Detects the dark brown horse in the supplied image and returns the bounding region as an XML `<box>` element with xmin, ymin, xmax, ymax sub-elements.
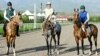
<box><xmin>55</xmin><ymin>22</ymin><xmax>61</xmax><ymax>46</ymax></box>
<box><xmin>73</xmin><ymin>9</ymin><xmax>98</xmax><ymax>56</ymax></box>
<box><xmin>6</xmin><ymin>13</ymin><xmax>23</xmax><ymax>56</ymax></box>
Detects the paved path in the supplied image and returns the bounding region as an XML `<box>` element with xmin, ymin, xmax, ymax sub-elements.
<box><xmin>0</xmin><ymin>23</ymin><xmax>100</xmax><ymax>56</ymax></box>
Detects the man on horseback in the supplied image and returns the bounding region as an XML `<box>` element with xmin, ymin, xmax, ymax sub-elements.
<box><xmin>42</xmin><ymin>2</ymin><xmax>56</xmax><ymax>35</ymax></box>
<box><xmin>79</xmin><ymin>5</ymin><xmax>90</xmax><ymax>37</ymax></box>
<box><xmin>3</xmin><ymin>2</ymin><xmax>20</xmax><ymax>37</ymax></box>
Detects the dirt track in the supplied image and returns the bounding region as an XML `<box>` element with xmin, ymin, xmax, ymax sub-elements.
<box><xmin>0</xmin><ymin>23</ymin><xmax>100</xmax><ymax>56</ymax></box>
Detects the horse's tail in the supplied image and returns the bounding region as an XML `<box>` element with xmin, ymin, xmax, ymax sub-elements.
<box><xmin>89</xmin><ymin>24</ymin><xmax>98</xmax><ymax>38</ymax></box>
<box><xmin>89</xmin><ymin>24</ymin><xmax>98</xmax><ymax>51</ymax></box>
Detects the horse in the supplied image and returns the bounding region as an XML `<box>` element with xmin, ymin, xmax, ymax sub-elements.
<box><xmin>6</xmin><ymin>13</ymin><xmax>23</xmax><ymax>56</ymax></box>
<box><xmin>42</xmin><ymin>19</ymin><xmax>58</xmax><ymax>56</ymax></box>
<box><xmin>55</xmin><ymin>22</ymin><xmax>61</xmax><ymax>46</ymax></box>
<box><xmin>73</xmin><ymin>9</ymin><xmax>98</xmax><ymax>56</ymax></box>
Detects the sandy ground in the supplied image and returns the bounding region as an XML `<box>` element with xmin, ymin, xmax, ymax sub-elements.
<box><xmin>0</xmin><ymin>23</ymin><xmax>100</xmax><ymax>56</ymax></box>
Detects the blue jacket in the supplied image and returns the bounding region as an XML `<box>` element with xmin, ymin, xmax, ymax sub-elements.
<box><xmin>79</xmin><ymin>11</ymin><xmax>87</xmax><ymax>23</ymax></box>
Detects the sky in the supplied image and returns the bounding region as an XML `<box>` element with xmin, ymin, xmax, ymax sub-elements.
<box><xmin>0</xmin><ymin>0</ymin><xmax>100</xmax><ymax>14</ymax></box>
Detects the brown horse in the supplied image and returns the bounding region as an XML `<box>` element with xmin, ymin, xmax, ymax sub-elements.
<box><xmin>6</xmin><ymin>13</ymin><xmax>23</xmax><ymax>56</ymax></box>
<box><xmin>73</xmin><ymin>9</ymin><xmax>98</xmax><ymax>56</ymax></box>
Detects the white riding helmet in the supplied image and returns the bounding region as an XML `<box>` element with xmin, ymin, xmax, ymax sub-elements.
<box><xmin>46</xmin><ymin>2</ymin><xmax>51</xmax><ymax>5</ymax></box>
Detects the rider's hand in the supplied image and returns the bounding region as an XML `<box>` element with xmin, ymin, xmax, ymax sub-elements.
<box><xmin>7</xmin><ymin>19</ymin><xmax>10</xmax><ymax>22</ymax></box>
<box><xmin>10</xmin><ymin>16</ymin><xmax>14</xmax><ymax>19</ymax></box>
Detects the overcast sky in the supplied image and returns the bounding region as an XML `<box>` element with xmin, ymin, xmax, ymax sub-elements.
<box><xmin>0</xmin><ymin>0</ymin><xmax>100</xmax><ymax>14</ymax></box>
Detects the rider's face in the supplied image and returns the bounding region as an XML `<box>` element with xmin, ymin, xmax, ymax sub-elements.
<box><xmin>46</xmin><ymin>4</ymin><xmax>51</xmax><ymax>9</ymax></box>
<box><xmin>80</xmin><ymin>9</ymin><xmax>85</xmax><ymax>12</ymax></box>
<box><xmin>8</xmin><ymin>6</ymin><xmax>12</xmax><ymax>9</ymax></box>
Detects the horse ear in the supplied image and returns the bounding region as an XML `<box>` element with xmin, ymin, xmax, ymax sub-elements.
<box><xmin>17</xmin><ymin>12</ymin><xmax>21</xmax><ymax>16</ymax></box>
<box><xmin>77</xmin><ymin>8</ymin><xmax>79</xmax><ymax>12</ymax></box>
<box><xmin>74</xmin><ymin>8</ymin><xmax>76</xmax><ymax>12</ymax></box>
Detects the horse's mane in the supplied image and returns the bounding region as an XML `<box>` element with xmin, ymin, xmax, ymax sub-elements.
<box><xmin>74</xmin><ymin>19</ymin><xmax>81</xmax><ymax>28</ymax></box>
<box><xmin>73</xmin><ymin>10</ymin><xmax>81</xmax><ymax>28</ymax></box>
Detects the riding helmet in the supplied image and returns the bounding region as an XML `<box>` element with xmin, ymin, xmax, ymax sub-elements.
<box><xmin>7</xmin><ymin>2</ymin><xmax>12</xmax><ymax>6</ymax></box>
<box><xmin>80</xmin><ymin>5</ymin><xmax>85</xmax><ymax>9</ymax></box>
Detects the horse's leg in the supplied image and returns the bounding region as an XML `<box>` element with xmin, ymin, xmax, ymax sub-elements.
<box><xmin>57</xmin><ymin>32</ymin><xmax>60</xmax><ymax>46</ymax></box>
<box><xmin>50</xmin><ymin>36</ymin><xmax>52</xmax><ymax>55</ymax></box>
<box><xmin>81</xmin><ymin>39</ymin><xmax>84</xmax><ymax>55</ymax></box>
<box><xmin>75</xmin><ymin>38</ymin><xmax>79</xmax><ymax>55</ymax></box>
<box><xmin>6</xmin><ymin>37</ymin><xmax>10</xmax><ymax>55</ymax></box>
<box><xmin>53</xmin><ymin>35</ymin><xmax>56</xmax><ymax>52</ymax></box>
<box><xmin>88</xmin><ymin>37</ymin><xmax>92</xmax><ymax>55</ymax></box>
<box><xmin>93</xmin><ymin>35</ymin><xmax>98</xmax><ymax>55</ymax></box>
<box><xmin>45</xmin><ymin>37</ymin><xmax>50</xmax><ymax>55</ymax></box>
<box><xmin>7</xmin><ymin>42</ymin><xmax>10</xmax><ymax>55</ymax></box>
<box><xmin>12</xmin><ymin>38</ymin><xmax>16</xmax><ymax>56</ymax></box>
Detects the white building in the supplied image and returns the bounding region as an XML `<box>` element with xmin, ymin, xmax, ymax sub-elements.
<box><xmin>22</xmin><ymin>10</ymin><xmax>34</xmax><ymax>20</ymax></box>
<box><xmin>56</xmin><ymin>16</ymin><xmax>68</xmax><ymax>22</ymax></box>
<box><xmin>37</xmin><ymin>13</ymin><xmax>45</xmax><ymax>17</ymax></box>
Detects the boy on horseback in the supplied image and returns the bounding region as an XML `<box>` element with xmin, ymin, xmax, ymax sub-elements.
<box><xmin>3</xmin><ymin>2</ymin><xmax>20</xmax><ymax>37</ymax></box>
<box><xmin>42</xmin><ymin>2</ymin><xmax>56</xmax><ymax>35</ymax></box>
<box><xmin>79</xmin><ymin>5</ymin><xmax>90</xmax><ymax>36</ymax></box>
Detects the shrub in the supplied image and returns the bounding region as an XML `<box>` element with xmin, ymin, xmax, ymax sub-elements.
<box><xmin>0</xmin><ymin>11</ymin><xmax>4</xmax><ymax>23</ymax></box>
<box><xmin>22</xmin><ymin>15</ymin><xmax>31</xmax><ymax>23</ymax></box>
<box><xmin>90</xmin><ymin>16</ymin><xmax>100</xmax><ymax>22</ymax></box>
<box><xmin>36</xmin><ymin>16</ymin><xmax>44</xmax><ymax>23</ymax></box>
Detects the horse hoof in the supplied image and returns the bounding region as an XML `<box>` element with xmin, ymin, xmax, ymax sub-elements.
<box><xmin>7</xmin><ymin>53</ymin><xmax>9</xmax><ymax>55</ymax></box>
<box><xmin>82</xmin><ymin>55</ymin><xmax>84</xmax><ymax>56</ymax></box>
<box><xmin>76</xmin><ymin>55</ymin><xmax>79</xmax><ymax>56</ymax></box>
<box><xmin>7</xmin><ymin>52</ymin><xmax>9</xmax><ymax>55</ymax></box>
<box><xmin>13</xmin><ymin>54</ymin><xmax>16</xmax><ymax>56</ymax></box>
<box><xmin>89</xmin><ymin>52</ymin><xmax>92</xmax><ymax>55</ymax></box>
<box><xmin>95</xmin><ymin>52</ymin><xmax>98</xmax><ymax>55</ymax></box>
<box><xmin>47</xmin><ymin>53</ymin><xmax>52</xmax><ymax>56</ymax></box>
<box><xmin>56</xmin><ymin>51</ymin><xmax>59</xmax><ymax>55</ymax></box>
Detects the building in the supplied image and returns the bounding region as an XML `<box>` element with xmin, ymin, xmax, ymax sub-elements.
<box><xmin>22</xmin><ymin>10</ymin><xmax>34</xmax><ymax>20</ymax></box>
<box><xmin>56</xmin><ymin>16</ymin><xmax>68</xmax><ymax>22</ymax></box>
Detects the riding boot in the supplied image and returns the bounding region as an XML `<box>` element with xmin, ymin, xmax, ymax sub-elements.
<box><xmin>3</xmin><ymin>27</ymin><xmax>6</xmax><ymax>37</ymax></box>
<box><xmin>42</xmin><ymin>21</ymin><xmax>46</xmax><ymax>36</ymax></box>
<box><xmin>3</xmin><ymin>21</ymin><xmax>8</xmax><ymax>37</ymax></box>
<box><xmin>16</xmin><ymin>25</ymin><xmax>20</xmax><ymax>36</ymax></box>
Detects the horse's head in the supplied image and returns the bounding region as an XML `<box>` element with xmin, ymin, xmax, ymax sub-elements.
<box><xmin>45</xmin><ymin>20</ymin><xmax>55</xmax><ymax>36</ymax></box>
<box><xmin>73</xmin><ymin>8</ymin><xmax>79</xmax><ymax>22</ymax></box>
<box><xmin>46</xmin><ymin>21</ymin><xmax>54</xmax><ymax>29</ymax></box>
<box><xmin>73</xmin><ymin>8</ymin><xmax>81</xmax><ymax>28</ymax></box>
<box><xmin>11</xmin><ymin>12</ymin><xmax>23</xmax><ymax>26</ymax></box>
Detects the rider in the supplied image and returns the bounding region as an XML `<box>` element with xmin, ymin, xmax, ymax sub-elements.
<box><xmin>44</xmin><ymin>2</ymin><xmax>54</xmax><ymax>21</ymax></box>
<box><xmin>42</xmin><ymin>2</ymin><xmax>55</xmax><ymax>35</ymax></box>
<box><xmin>3</xmin><ymin>2</ymin><xmax>20</xmax><ymax>37</ymax></box>
<box><xmin>79</xmin><ymin>5</ymin><xmax>90</xmax><ymax>36</ymax></box>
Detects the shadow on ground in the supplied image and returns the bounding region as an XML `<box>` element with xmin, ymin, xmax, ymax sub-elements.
<box><xmin>0</xmin><ymin>44</ymin><xmax>67</xmax><ymax>56</ymax></box>
<box><xmin>1</xmin><ymin>43</ymin><xmax>100</xmax><ymax>56</ymax></box>
<box><xmin>60</xmin><ymin>45</ymin><xmax>90</xmax><ymax>55</ymax></box>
